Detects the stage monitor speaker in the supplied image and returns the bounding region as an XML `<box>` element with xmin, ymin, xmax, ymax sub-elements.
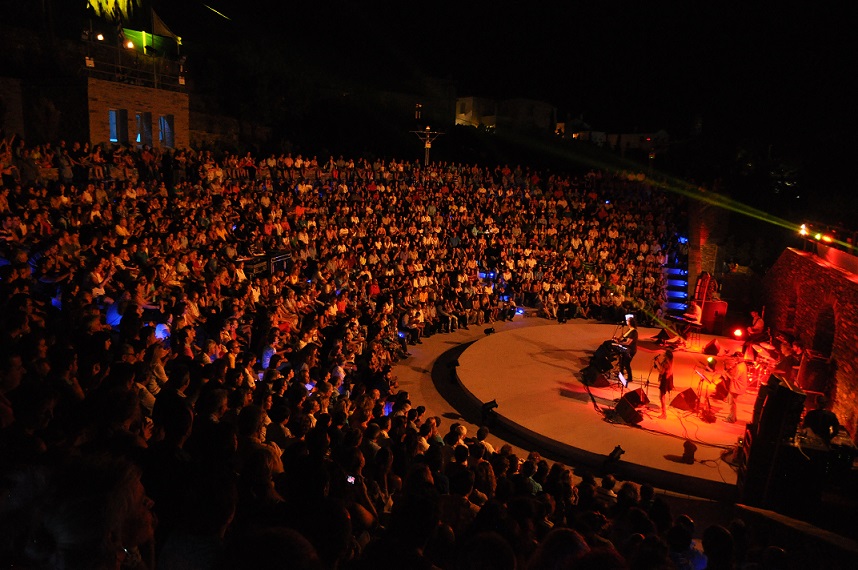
<box><xmin>703</xmin><ymin>339</ymin><xmax>721</xmax><ymax>356</ymax></box>
<box><xmin>713</xmin><ymin>380</ymin><xmax>729</xmax><ymax>401</ymax></box>
<box><xmin>582</xmin><ymin>366</ymin><xmax>610</xmax><ymax>387</ymax></box>
<box><xmin>670</xmin><ymin>388</ymin><xmax>699</xmax><ymax>411</ymax></box>
<box><xmin>615</xmin><ymin>398</ymin><xmax>643</xmax><ymax>424</ymax></box>
<box><xmin>581</xmin><ymin>365</ymin><xmax>598</xmax><ymax>385</ymax></box>
<box><xmin>592</xmin><ymin>374</ymin><xmax>611</xmax><ymax>388</ymax></box>
<box><xmin>653</xmin><ymin>328</ymin><xmax>670</xmax><ymax>342</ymax></box>
<box><xmin>622</xmin><ymin>388</ymin><xmax>650</xmax><ymax>408</ymax></box>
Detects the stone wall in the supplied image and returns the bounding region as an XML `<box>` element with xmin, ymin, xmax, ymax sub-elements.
<box><xmin>189</xmin><ymin>111</ymin><xmax>272</xmax><ymax>151</ymax></box>
<box><xmin>764</xmin><ymin>248</ymin><xmax>858</xmax><ymax>442</ymax></box>
<box><xmin>688</xmin><ymin>198</ymin><xmax>728</xmax><ymax>299</ymax></box>
<box><xmin>0</xmin><ymin>77</ymin><xmax>25</xmax><ymax>138</ymax></box>
<box><xmin>86</xmin><ymin>78</ymin><xmax>189</xmax><ymax>148</ymax></box>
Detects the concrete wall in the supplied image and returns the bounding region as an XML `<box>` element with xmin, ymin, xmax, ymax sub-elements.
<box><xmin>765</xmin><ymin>248</ymin><xmax>858</xmax><ymax>442</ymax></box>
<box><xmin>87</xmin><ymin>78</ymin><xmax>189</xmax><ymax>148</ymax></box>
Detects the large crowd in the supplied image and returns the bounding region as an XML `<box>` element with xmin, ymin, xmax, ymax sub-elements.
<box><xmin>0</xmin><ymin>137</ymin><xmax>790</xmax><ymax>569</ymax></box>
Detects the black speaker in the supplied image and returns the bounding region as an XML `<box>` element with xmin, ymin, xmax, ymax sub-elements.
<box><xmin>703</xmin><ymin>339</ymin><xmax>721</xmax><ymax>356</ymax></box>
<box><xmin>670</xmin><ymin>388</ymin><xmax>699</xmax><ymax>411</ymax></box>
<box><xmin>756</xmin><ymin>374</ymin><xmax>806</xmax><ymax>444</ymax></box>
<box><xmin>653</xmin><ymin>328</ymin><xmax>670</xmax><ymax>342</ymax></box>
<box><xmin>615</xmin><ymin>398</ymin><xmax>643</xmax><ymax>424</ymax></box>
<box><xmin>581</xmin><ymin>365</ymin><xmax>598</xmax><ymax>384</ymax></box>
<box><xmin>592</xmin><ymin>373</ymin><xmax>611</xmax><ymax>388</ymax></box>
<box><xmin>622</xmin><ymin>388</ymin><xmax>650</xmax><ymax>408</ymax></box>
<box><xmin>713</xmin><ymin>380</ymin><xmax>729</xmax><ymax>401</ymax></box>
<box><xmin>581</xmin><ymin>366</ymin><xmax>610</xmax><ymax>387</ymax></box>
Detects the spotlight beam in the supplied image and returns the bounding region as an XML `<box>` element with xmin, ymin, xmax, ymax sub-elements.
<box><xmin>490</xmin><ymin>130</ymin><xmax>843</xmax><ymax>246</ymax></box>
<box><xmin>201</xmin><ymin>2</ymin><xmax>232</xmax><ymax>21</ymax></box>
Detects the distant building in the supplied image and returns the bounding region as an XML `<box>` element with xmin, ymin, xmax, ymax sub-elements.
<box><xmin>0</xmin><ymin>12</ymin><xmax>188</xmax><ymax>149</ymax></box>
<box><xmin>455</xmin><ymin>97</ymin><xmax>497</xmax><ymax>129</ymax></box>
<box><xmin>456</xmin><ymin>96</ymin><xmax>557</xmax><ymax>134</ymax></box>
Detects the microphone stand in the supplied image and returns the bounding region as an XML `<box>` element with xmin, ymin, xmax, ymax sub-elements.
<box><xmin>694</xmin><ymin>367</ymin><xmax>705</xmax><ymax>414</ymax></box>
<box><xmin>611</xmin><ymin>322</ymin><xmax>625</xmax><ymax>341</ymax></box>
<box><xmin>644</xmin><ymin>358</ymin><xmax>657</xmax><ymax>400</ymax></box>
<box><xmin>693</xmin><ymin>367</ymin><xmax>716</xmax><ymax>422</ymax></box>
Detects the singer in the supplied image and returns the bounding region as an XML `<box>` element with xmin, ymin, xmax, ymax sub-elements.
<box><xmin>653</xmin><ymin>349</ymin><xmax>674</xmax><ymax>419</ymax></box>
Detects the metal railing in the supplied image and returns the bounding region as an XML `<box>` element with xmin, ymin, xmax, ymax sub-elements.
<box><xmin>81</xmin><ymin>40</ymin><xmax>185</xmax><ymax>92</ymax></box>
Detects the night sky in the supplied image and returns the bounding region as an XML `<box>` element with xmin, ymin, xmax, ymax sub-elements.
<box><xmin>149</xmin><ymin>2</ymin><xmax>857</xmax><ymax>223</ymax></box>
<box><xmin>160</xmin><ymin>1</ymin><xmax>852</xmax><ymax>133</ymax></box>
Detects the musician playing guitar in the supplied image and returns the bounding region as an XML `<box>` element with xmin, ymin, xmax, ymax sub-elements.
<box><xmin>614</xmin><ymin>315</ymin><xmax>639</xmax><ymax>383</ymax></box>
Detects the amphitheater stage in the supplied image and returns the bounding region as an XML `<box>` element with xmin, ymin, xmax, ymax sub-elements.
<box><xmin>454</xmin><ymin>322</ymin><xmax>754</xmax><ymax>501</ymax></box>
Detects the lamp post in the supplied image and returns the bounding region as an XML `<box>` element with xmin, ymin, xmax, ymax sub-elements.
<box><xmin>410</xmin><ymin>126</ymin><xmax>444</xmax><ymax>167</ymax></box>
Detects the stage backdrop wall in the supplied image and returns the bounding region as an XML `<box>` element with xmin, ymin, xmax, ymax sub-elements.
<box><xmin>764</xmin><ymin>248</ymin><xmax>858</xmax><ymax>443</ymax></box>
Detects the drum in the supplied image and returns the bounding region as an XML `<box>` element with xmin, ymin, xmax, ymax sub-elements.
<box><xmin>747</xmin><ymin>360</ymin><xmax>772</xmax><ymax>389</ymax></box>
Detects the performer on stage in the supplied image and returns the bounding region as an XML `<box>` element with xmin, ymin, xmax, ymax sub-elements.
<box><xmin>772</xmin><ymin>338</ymin><xmax>802</xmax><ymax>383</ymax></box>
<box><xmin>653</xmin><ymin>349</ymin><xmax>674</xmax><ymax>419</ymax></box>
<box><xmin>724</xmin><ymin>354</ymin><xmax>748</xmax><ymax>423</ymax></box>
<box><xmin>665</xmin><ymin>301</ymin><xmax>702</xmax><ymax>348</ymax></box>
<box><xmin>742</xmin><ymin>310</ymin><xmax>767</xmax><ymax>355</ymax></box>
<box><xmin>615</xmin><ymin>315</ymin><xmax>639</xmax><ymax>383</ymax></box>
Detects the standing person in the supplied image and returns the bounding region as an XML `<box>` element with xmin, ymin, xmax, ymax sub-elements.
<box><xmin>724</xmin><ymin>354</ymin><xmax>748</xmax><ymax>423</ymax></box>
<box><xmin>557</xmin><ymin>288</ymin><xmax>572</xmax><ymax>323</ymax></box>
<box><xmin>615</xmin><ymin>315</ymin><xmax>638</xmax><ymax>383</ymax></box>
<box><xmin>653</xmin><ymin>349</ymin><xmax>674</xmax><ymax>419</ymax></box>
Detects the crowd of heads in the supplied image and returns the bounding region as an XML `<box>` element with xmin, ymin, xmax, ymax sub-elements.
<box><xmin>0</xmin><ymin>138</ymin><xmax>788</xmax><ymax>568</ymax></box>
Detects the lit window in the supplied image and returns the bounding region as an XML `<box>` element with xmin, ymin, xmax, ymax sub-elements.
<box><xmin>109</xmin><ymin>109</ymin><xmax>128</xmax><ymax>144</ymax></box>
<box><xmin>135</xmin><ymin>112</ymin><xmax>153</xmax><ymax>147</ymax></box>
<box><xmin>159</xmin><ymin>115</ymin><xmax>175</xmax><ymax>148</ymax></box>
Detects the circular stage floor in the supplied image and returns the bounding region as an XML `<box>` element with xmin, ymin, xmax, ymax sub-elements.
<box><xmin>455</xmin><ymin>322</ymin><xmax>752</xmax><ymax>500</ymax></box>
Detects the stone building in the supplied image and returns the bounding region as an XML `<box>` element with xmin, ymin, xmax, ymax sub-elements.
<box><xmin>764</xmin><ymin>247</ymin><xmax>858</xmax><ymax>442</ymax></box>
